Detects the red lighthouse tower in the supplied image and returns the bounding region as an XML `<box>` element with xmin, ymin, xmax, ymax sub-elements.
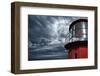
<box><xmin>64</xmin><ymin>19</ymin><xmax>88</xmax><ymax>59</ymax></box>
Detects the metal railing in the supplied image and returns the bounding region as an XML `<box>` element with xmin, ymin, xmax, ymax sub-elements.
<box><xmin>65</xmin><ymin>32</ymin><xmax>87</xmax><ymax>45</ymax></box>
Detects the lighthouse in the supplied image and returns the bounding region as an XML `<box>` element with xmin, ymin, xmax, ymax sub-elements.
<box><xmin>64</xmin><ymin>19</ymin><xmax>88</xmax><ymax>59</ymax></box>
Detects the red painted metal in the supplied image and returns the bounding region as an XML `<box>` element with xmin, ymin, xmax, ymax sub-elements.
<box><xmin>68</xmin><ymin>44</ymin><xmax>88</xmax><ymax>59</ymax></box>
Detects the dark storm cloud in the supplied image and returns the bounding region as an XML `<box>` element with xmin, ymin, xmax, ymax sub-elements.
<box><xmin>28</xmin><ymin>16</ymin><xmax>53</xmax><ymax>42</ymax></box>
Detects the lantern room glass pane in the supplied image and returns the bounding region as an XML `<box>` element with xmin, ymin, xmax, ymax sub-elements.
<box><xmin>74</xmin><ymin>22</ymin><xmax>88</xmax><ymax>29</ymax></box>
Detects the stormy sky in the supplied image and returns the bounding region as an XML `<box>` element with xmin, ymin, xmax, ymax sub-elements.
<box><xmin>28</xmin><ymin>15</ymin><xmax>87</xmax><ymax>60</ymax></box>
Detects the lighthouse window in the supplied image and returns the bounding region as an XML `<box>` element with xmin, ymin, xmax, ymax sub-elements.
<box><xmin>82</xmin><ymin>29</ymin><xmax>86</xmax><ymax>34</ymax></box>
<box><xmin>75</xmin><ymin>22</ymin><xmax>88</xmax><ymax>29</ymax></box>
<box><xmin>83</xmin><ymin>22</ymin><xmax>88</xmax><ymax>29</ymax></box>
<box><xmin>72</xmin><ymin>30</ymin><xmax>75</xmax><ymax>37</ymax></box>
<box><xmin>75</xmin><ymin>29</ymin><xmax>82</xmax><ymax>34</ymax></box>
<box><xmin>75</xmin><ymin>22</ymin><xmax>83</xmax><ymax>29</ymax></box>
